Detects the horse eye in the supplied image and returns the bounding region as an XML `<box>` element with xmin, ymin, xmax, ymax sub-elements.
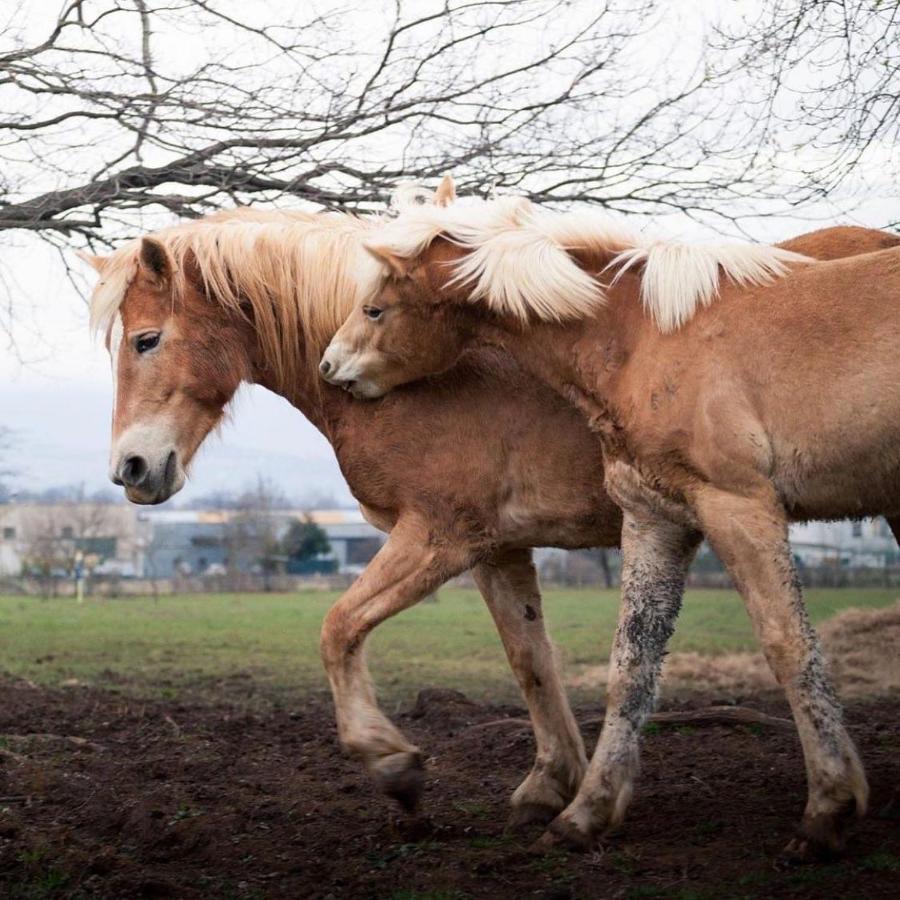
<box><xmin>135</xmin><ymin>333</ymin><xmax>160</xmax><ymax>354</ymax></box>
<box><xmin>362</xmin><ymin>305</ymin><xmax>383</xmax><ymax>321</ymax></box>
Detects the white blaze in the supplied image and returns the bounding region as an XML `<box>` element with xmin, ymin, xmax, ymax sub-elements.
<box><xmin>109</xmin><ymin>313</ymin><xmax>124</xmax><ymax>418</ymax></box>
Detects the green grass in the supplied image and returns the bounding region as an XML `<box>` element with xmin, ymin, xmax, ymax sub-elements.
<box><xmin>0</xmin><ymin>587</ymin><xmax>894</xmax><ymax>704</ymax></box>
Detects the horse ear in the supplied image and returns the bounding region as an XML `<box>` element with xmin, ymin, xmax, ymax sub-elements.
<box><xmin>76</xmin><ymin>250</ymin><xmax>108</xmax><ymax>274</ymax></box>
<box><xmin>364</xmin><ymin>243</ymin><xmax>415</xmax><ymax>278</ymax></box>
<box><xmin>433</xmin><ymin>174</ymin><xmax>456</xmax><ymax>208</ymax></box>
<box><xmin>139</xmin><ymin>236</ymin><xmax>173</xmax><ymax>285</ymax></box>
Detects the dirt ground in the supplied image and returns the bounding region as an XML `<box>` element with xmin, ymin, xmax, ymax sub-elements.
<box><xmin>0</xmin><ymin>673</ymin><xmax>896</xmax><ymax>900</ymax></box>
<box><xmin>0</xmin><ymin>602</ymin><xmax>898</xmax><ymax>899</ymax></box>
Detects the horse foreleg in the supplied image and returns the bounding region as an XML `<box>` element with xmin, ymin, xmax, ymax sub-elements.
<box><xmin>693</xmin><ymin>486</ymin><xmax>867</xmax><ymax>860</ymax></box>
<box><xmin>320</xmin><ymin>516</ymin><xmax>471</xmax><ymax>813</ymax></box>
<box><xmin>472</xmin><ymin>548</ymin><xmax>587</xmax><ymax>830</ymax></box>
<box><xmin>536</xmin><ymin>513</ymin><xmax>699</xmax><ymax>851</ymax></box>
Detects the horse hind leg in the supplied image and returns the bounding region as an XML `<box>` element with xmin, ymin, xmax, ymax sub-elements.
<box><xmin>320</xmin><ymin>516</ymin><xmax>472</xmax><ymax>814</ymax></box>
<box><xmin>472</xmin><ymin>549</ymin><xmax>587</xmax><ymax>831</ymax></box>
<box><xmin>694</xmin><ymin>486</ymin><xmax>867</xmax><ymax>860</ymax></box>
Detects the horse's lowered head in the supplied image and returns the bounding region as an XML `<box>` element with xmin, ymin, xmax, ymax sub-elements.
<box><xmin>320</xmin><ymin>183</ymin><xmax>817</xmax><ymax>399</ymax></box>
<box><xmin>81</xmin><ymin>237</ymin><xmax>252</xmax><ymax>504</ymax></box>
<box><xmin>318</xmin><ymin>174</ymin><xmax>472</xmax><ymax>399</ymax></box>
<box><xmin>319</xmin><ymin>236</ymin><xmax>476</xmax><ymax>399</ymax></box>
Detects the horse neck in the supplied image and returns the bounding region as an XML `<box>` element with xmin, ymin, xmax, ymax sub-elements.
<box><xmin>249</xmin><ymin>333</ymin><xmax>350</xmax><ymax>442</ymax></box>
<box><xmin>428</xmin><ymin>238</ymin><xmax>642</xmax><ymax>398</ymax></box>
<box><xmin>199</xmin><ymin>237</ymin><xmax>364</xmax><ymax>442</ymax></box>
<box><xmin>471</xmin><ymin>272</ymin><xmax>644</xmax><ymax>424</ymax></box>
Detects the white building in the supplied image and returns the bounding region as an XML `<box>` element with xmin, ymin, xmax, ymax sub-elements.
<box><xmin>789</xmin><ymin>518</ymin><xmax>897</xmax><ymax>568</ymax></box>
<box><xmin>138</xmin><ymin>507</ymin><xmax>385</xmax><ymax>576</ymax></box>
<box><xmin>1</xmin><ymin>500</ymin><xmax>895</xmax><ymax>581</ymax></box>
<box><xmin>0</xmin><ymin>502</ymin><xmax>388</xmax><ymax>579</ymax></box>
<box><xmin>0</xmin><ymin>502</ymin><xmax>144</xmax><ymax>577</ymax></box>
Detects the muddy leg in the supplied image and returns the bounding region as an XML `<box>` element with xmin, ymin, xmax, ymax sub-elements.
<box><xmin>694</xmin><ymin>487</ymin><xmax>867</xmax><ymax>859</ymax></box>
<box><xmin>472</xmin><ymin>549</ymin><xmax>587</xmax><ymax>830</ymax></box>
<box><xmin>320</xmin><ymin>517</ymin><xmax>471</xmax><ymax>812</ymax></box>
<box><xmin>537</xmin><ymin>515</ymin><xmax>699</xmax><ymax>851</ymax></box>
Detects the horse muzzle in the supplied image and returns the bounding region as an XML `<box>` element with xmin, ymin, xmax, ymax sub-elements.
<box><xmin>110</xmin><ymin>434</ymin><xmax>186</xmax><ymax>504</ymax></box>
<box><xmin>319</xmin><ymin>344</ymin><xmax>388</xmax><ymax>399</ymax></box>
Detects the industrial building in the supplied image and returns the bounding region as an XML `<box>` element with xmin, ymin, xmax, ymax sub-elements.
<box><xmin>0</xmin><ymin>504</ymin><xmax>386</xmax><ymax>579</ymax></box>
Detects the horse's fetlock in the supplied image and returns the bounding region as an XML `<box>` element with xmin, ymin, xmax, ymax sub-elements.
<box><xmin>809</xmin><ymin>754</ymin><xmax>869</xmax><ymax>819</ymax></box>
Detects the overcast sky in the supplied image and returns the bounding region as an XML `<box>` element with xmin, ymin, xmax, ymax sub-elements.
<box><xmin>1</xmin><ymin>0</ymin><xmax>896</xmax><ymax>507</ymax></box>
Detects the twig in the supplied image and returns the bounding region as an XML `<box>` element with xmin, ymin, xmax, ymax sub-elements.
<box><xmin>466</xmin><ymin>706</ymin><xmax>793</xmax><ymax>733</ymax></box>
<box><xmin>163</xmin><ymin>714</ymin><xmax>181</xmax><ymax>736</ymax></box>
<box><xmin>0</xmin><ymin>733</ymin><xmax>106</xmax><ymax>752</ymax></box>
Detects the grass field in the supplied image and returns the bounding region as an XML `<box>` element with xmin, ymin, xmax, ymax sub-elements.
<box><xmin>0</xmin><ymin>587</ymin><xmax>896</xmax><ymax>704</ymax></box>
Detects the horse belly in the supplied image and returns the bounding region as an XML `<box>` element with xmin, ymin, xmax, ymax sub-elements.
<box><xmin>773</xmin><ymin>432</ymin><xmax>900</xmax><ymax>521</ymax></box>
<box><xmin>497</xmin><ymin>491</ymin><xmax>620</xmax><ymax>549</ymax></box>
<box><xmin>764</xmin><ymin>340</ymin><xmax>900</xmax><ymax>520</ymax></box>
<box><xmin>780</xmin><ymin>470</ymin><xmax>900</xmax><ymax>522</ymax></box>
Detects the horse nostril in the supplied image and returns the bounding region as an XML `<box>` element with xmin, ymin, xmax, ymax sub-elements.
<box><xmin>319</xmin><ymin>358</ymin><xmax>332</xmax><ymax>377</ymax></box>
<box><xmin>163</xmin><ymin>450</ymin><xmax>177</xmax><ymax>486</ymax></box>
<box><xmin>120</xmin><ymin>454</ymin><xmax>148</xmax><ymax>487</ymax></box>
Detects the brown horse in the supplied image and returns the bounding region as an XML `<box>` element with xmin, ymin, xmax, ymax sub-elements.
<box><xmin>322</xmin><ymin>188</ymin><xmax>900</xmax><ymax>858</ymax></box>
<box><xmin>79</xmin><ymin>198</ymin><xmax>614</xmax><ymax>830</ymax></box>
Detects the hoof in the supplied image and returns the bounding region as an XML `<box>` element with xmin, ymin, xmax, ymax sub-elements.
<box><xmin>528</xmin><ymin>817</ymin><xmax>596</xmax><ymax>854</ymax></box>
<box><xmin>505</xmin><ymin>802</ymin><xmax>560</xmax><ymax>833</ymax></box>
<box><xmin>373</xmin><ymin>750</ymin><xmax>426</xmax><ymax>813</ymax></box>
<box><xmin>779</xmin><ymin>835</ymin><xmax>835</xmax><ymax>865</ymax></box>
<box><xmin>779</xmin><ymin>837</ymin><xmax>818</xmax><ymax>865</ymax></box>
<box><xmin>779</xmin><ymin>802</ymin><xmax>857</xmax><ymax>864</ymax></box>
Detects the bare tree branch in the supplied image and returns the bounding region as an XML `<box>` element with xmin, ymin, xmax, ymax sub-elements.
<box><xmin>712</xmin><ymin>0</ymin><xmax>900</xmax><ymax>201</ymax></box>
<box><xmin>6</xmin><ymin>1</ymin><xmax>893</xmax><ymax>343</ymax></box>
<box><xmin>0</xmin><ymin>1</ymin><xmax>734</xmax><ymax>238</ymax></box>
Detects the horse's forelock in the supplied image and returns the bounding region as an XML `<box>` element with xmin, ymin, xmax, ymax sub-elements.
<box><xmin>89</xmin><ymin>210</ymin><xmax>382</xmax><ymax>391</ymax></box>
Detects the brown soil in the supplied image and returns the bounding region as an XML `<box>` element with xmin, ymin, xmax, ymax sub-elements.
<box><xmin>0</xmin><ymin>678</ymin><xmax>897</xmax><ymax>900</ymax></box>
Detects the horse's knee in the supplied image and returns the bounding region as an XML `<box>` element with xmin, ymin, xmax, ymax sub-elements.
<box><xmin>752</xmin><ymin>610</ymin><xmax>821</xmax><ymax>682</ymax></box>
<box><xmin>320</xmin><ymin>606</ymin><xmax>363</xmax><ymax>670</ymax></box>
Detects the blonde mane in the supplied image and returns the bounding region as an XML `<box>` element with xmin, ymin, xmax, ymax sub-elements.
<box><xmin>366</xmin><ymin>195</ymin><xmax>813</xmax><ymax>331</ymax></box>
<box><xmin>89</xmin><ymin>206</ymin><xmax>384</xmax><ymax>391</ymax></box>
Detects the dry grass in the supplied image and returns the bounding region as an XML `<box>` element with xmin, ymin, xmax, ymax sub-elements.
<box><xmin>570</xmin><ymin>600</ymin><xmax>900</xmax><ymax>699</ymax></box>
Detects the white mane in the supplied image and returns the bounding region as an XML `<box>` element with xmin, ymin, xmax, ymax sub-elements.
<box><xmin>86</xmin><ymin>183</ymin><xmax>446</xmax><ymax>339</ymax></box>
<box><xmin>84</xmin><ymin>184</ymin><xmax>446</xmax><ymax>389</ymax></box>
<box><xmin>365</xmin><ymin>195</ymin><xmax>812</xmax><ymax>331</ymax></box>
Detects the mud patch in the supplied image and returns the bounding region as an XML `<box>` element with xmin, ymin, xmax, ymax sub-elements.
<box><xmin>0</xmin><ymin>676</ymin><xmax>897</xmax><ymax>898</ymax></box>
